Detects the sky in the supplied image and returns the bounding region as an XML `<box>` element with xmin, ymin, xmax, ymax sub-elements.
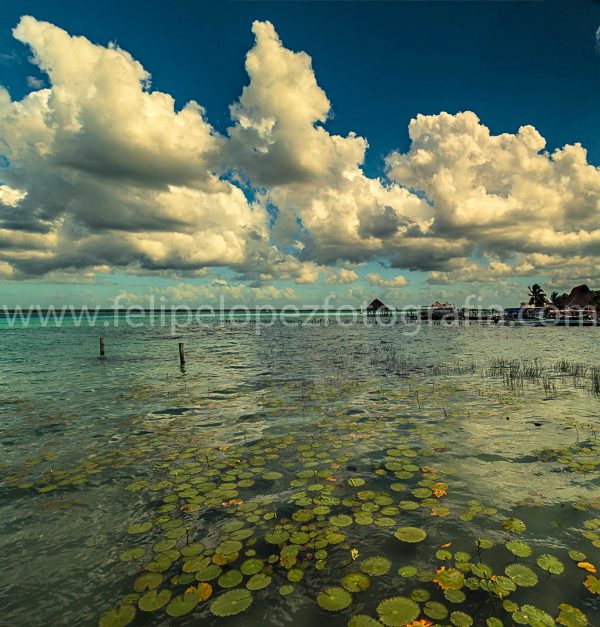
<box><xmin>1</xmin><ymin>0</ymin><xmax>600</xmax><ymax>308</ymax></box>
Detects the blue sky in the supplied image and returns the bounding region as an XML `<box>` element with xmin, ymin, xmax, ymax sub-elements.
<box><xmin>1</xmin><ymin>1</ymin><xmax>600</xmax><ymax>307</ymax></box>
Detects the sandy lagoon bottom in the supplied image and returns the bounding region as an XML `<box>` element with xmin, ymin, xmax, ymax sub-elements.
<box><xmin>1</xmin><ymin>320</ymin><xmax>599</xmax><ymax>626</ymax></box>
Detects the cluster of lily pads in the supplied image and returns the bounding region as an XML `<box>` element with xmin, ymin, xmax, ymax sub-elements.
<box><xmin>2</xmin><ymin>357</ymin><xmax>600</xmax><ymax>627</ymax></box>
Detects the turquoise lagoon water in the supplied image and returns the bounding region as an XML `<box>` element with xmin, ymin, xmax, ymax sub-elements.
<box><xmin>1</xmin><ymin>317</ymin><xmax>599</xmax><ymax>626</ymax></box>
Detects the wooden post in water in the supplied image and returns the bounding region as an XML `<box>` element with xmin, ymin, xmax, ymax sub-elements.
<box><xmin>100</xmin><ymin>337</ymin><xmax>105</xmax><ymax>356</ymax></box>
<box><xmin>179</xmin><ymin>342</ymin><xmax>185</xmax><ymax>366</ymax></box>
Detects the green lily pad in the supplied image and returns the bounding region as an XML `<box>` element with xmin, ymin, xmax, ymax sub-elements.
<box><xmin>394</xmin><ymin>527</ymin><xmax>427</xmax><ymax>543</ymax></box>
<box><xmin>512</xmin><ymin>605</ymin><xmax>554</xmax><ymax>626</ymax></box>
<box><xmin>246</xmin><ymin>573</ymin><xmax>271</xmax><ymax>590</ymax></box>
<box><xmin>341</xmin><ymin>572</ymin><xmax>371</xmax><ymax>592</ymax></box>
<box><xmin>154</xmin><ymin>539</ymin><xmax>177</xmax><ymax>552</ymax></box>
<box><xmin>98</xmin><ymin>604</ymin><xmax>136</xmax><ymax>627</ymax></box>
<box><xmin>290</xmin><ymin>531</ymin><xmax>310</xmax><ymax>544</ymax></box>
<box><xmin>556</xmin><ymin>603</ymin><xmax>588</xmax><ymax>627</ymax></box>
<box><xmin>376</xmin><ymin>597</ymin><xmax>420</xmax><ymax>626</ymax></box>
<box><xmin>583</xmin><ymin>575</ymin><xmax>600</xmax><ymax>594</ymax></box>
<box><xmin>410</xmin><ymin>588</ymin><xmax>430</xmax><ymax>602</ymax></box>
<box><xmin>348</xmin><ymin>616</ymin><xmax>383</xmax><ymax>627</ymax></box>
<box><xmin>506</xmin><ymin>540</ymin><xmax>532</xmax><ymax>558</ymax></box>
<box><xmin>240</xmin><ymin>558</ymin><xmax>263</xmax><ymax>575</ymax></box>
<box><xmin>445</xmin><ymin>589</ymin><xmax>466</xmax><ymax>603</ymax></box>
<box><xmin>450</xmin><ymin>611</ymin><xmax>474</xmax><ymax>626</ymax></box>
<box><xmin>165</xmin><ymin>526</ymin><xmax>186</xmax><ymax>539</ymax></box>
<box><xmin>292</xmin><ymin>509</ymin><xmax>315</xmax><ymax>523</ymax></box>
<box><xmin>424</xmin><ymin>601</ymin><xmax>448</xmax><ymax>620</ymax></box>
<box><xmin>265</xmin><ymin>529</ymin><xmax>290</xmax><ymax>544</ymax></box>
<box><xmin>287</xmin><ymin>568</ymin><xmax>304</xmax><ymax>582</ymax></box>
<box><xmin>262</xmin><ymin>471</ymin><xmax>283</xmax><ymax>480</ymax></box>
<box><xmin>210</xmin><ymin>588</ymin><xmax>253</xmax><ymax>617</ymax></box>
<box><xmin>218</xmin><ymin>569</ymin><xmax>243</xmax><ymax>588</ymax></box>
<box><xmin>330</xmin><ymin>514</ymin><xmax>353</xmax><ymax>527</ymax></box>
<box><xmin>360</xmin><ymin>556</ymin><xmax>391</xmax><ymax>576</ymax></box>
<box><xmin>501</xmin><ymin>518</ymin><xmax>526</xmax><ymax>534</ymax></box>
<box><xmin>180</xmin><ymin>543</ymin><xmax>205</xmax><ymax>557</ymax></box>
<box><xmin>568</xmin><ymin>550</ymin><xmax>586</xmax><ymax>562</ymax></box>
<box><xmin>412</xmin><ymin>487</ymin><xmax>432</xmax><ymax>498</ymax></box>
<box><xmin>536</xmin><ymin>554</ymin><xmax>565</xmax><ymax>575</ymax></box>
<box><xmin>127</xmin><ymin>522</ymin><xmax>152</xmax><ymax>535</ymax></box>
<box><xmin>133</xmin><ymin>573</ymin><xmax>163</xmax><ymax>593</ymax></box>
<box><xmin>120</xmin><ymin>547</ymin><xmax>145</xmax><ymax>562</ymax></box>
<box><xmin>435</xmin><ymin>568</ymin><xmax>464</xmax><ymax>590</ymax></box>
<box><xmin>138</xmin><ymin>589</ymin><xmax>172</xmax><ymax>612</ymax></box>
<box><xmin>183</xmin><ymin>556</ymin><xmax>210</xmax><ymax>573</ymax></box>
<box><xmin>216</xmin><ymin>540</ymin><xmax>243</xmax><ymax>554</ymax></box>
<box><xmin>195</xmin><ymin>565</ymin><xmax>222</xmax><ymax>581</ymax></box>
<box><xmin>398</xmin><ymin>565</ymin><xmax>417</xmax><ymax>577</ymax></box>
<box><xmin>165</xmin><ymin>593</ymin><xmax>198</xmax><ymax>617</ymax></box>
<box><xmin>505</xmin><ymin>564</ymin><xmax>538</xmax><ymax>587</ymax></box>
<box><xmin>317</xmin><ymin>586</ymin><xmax>353</xmax><ymax>611</ymax></box>
<box><xmin>146</xmin><ymin>554</ymin><xmax>172</xmax><ymax>573</ymax></box>
<box><xmin>279</xmin><ymin>584</ymin><xmax>294</xmax><ymax>596</ymax></box>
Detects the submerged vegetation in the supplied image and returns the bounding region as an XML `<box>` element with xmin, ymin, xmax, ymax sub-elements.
<box><xmin>1</xmin><ymin>332</ymin><xmax>600</xmax><ymax>626</ymax></box>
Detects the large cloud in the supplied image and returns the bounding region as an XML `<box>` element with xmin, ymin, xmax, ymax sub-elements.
<box><xmin>227</xmin><ymin>21</ymin><xmax>431</xmax><ymax>266</ymax></box>
<box><xmin>386</xmin><ymin>111</ymin><xmax>600</xmax><ymax>282</ymax></box>
<box><xmin>0</xmin><ymin>16</ymin><xmax>272</xmax><ymax>278</ymax></box>
<box><xmin>2</xmin><ymin>17</ymin><xmax>600</xmax><ymax>293</ymax></box>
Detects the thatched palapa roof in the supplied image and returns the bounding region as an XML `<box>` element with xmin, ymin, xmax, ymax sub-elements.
<box><xmin>366</xmin><ymin>298</ymin><xmax>389</xmax><ymax>311</ymax></box>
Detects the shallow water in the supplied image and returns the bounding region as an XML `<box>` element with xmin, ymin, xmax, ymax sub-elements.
<box><xmin>1</xmin><ymin>318</ymin><xmax>599</xmax><ymax>626</ymax></box>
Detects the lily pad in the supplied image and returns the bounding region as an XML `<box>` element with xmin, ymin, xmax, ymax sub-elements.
<box><xmin>536</xmin><ymin>554</ymin><xmax>565</xmax><ymax>575</ymax></box>
<box><xmin>512</xmin><ymin>605</ymin><xmax>554</xmax><ymax>626</ymax></box>
<box><xmin>265</xmin><ymin>529</ymin><xmax>290</xmax><ymax>544</ymax></box>
<box><xmin>330</xmin><ymin>514</ymin><xmax>353</xmax><ymax>527</ymax></box>
<box><xmin>348</xmin><ymin>616</ymin><xmax>383</xmax><ymax>627</ymax></box>
<box><xmin>218</xmin><ymin>569</ymin><xmax>243</xmax><ymax>588</ymax></box>
<box><xmin>165</xmin><ymin>593</ymin><xmax>199</xmax><ymax>617</ymax></box>
<box><xmin>501</xmin><ymin>518</ymin><xmax>526</xmax><ymax>534</ymax></box>
<box><xmin>138</xmin><ymin>589</ymin><xmax>172</xmax><ymax>612</ymax></box>
<box><xmin>210</xmin><ymin>588</ymin><xmax>253</xmax><ymax>617</ymax></box>
<box><xmin>341</xmin><ymin>572</ymin><xmax>371</xmax><ymax>592</ymax></box>
<box><xmin>583</xmin><ymin>575</ymin><xmax>600</xmax><ymax>594</ymax></box>
<box><xmin>246</xmin><ymin>573</ymin><xmax>271</xmax><ymax>590</ymax></box>
<box><xmin>127</xmin><ymin>522</ymin><xmax>152</xmax><ymax>535</ymax></box>
<box><xmin>240</xmin><ymin>558</ymin><xmax>263</xmax><ymax>575</ymax></box>
<box><xmin>568</xmin><ymin>550</ymin><xmax>587</xmax><ymax>562</ymax></box>
<box><xmin>180</xmin><ymin>543</ymin><xmax>205</xmax><ymax>557</ymax></box>
<box><xmin>505</xmin><ymin>564</ymin><xmax>538</xmax><ymax>587</ymax></box>
<box><xmin>133</xmin><ymin>573</ymin><xmax>163</xmax><ymax>593</ymax></box>
<box><xmin>556</xmin><ymin>603</ymin><xmax>588</xmax><ymax>627</ymax></box>
<box><xmin>424</xmin><ymin>601</ymin><xmax>448</xmax><ymax>620</ymax></box>
<box><xmin>317</xmin><ymin>586</ymin><xmax>353</xmax><ymax>611</ymax></box>
<box><xmin>195</xmin><ymin>565</ymin><xmax>222</xmax><ymax>581</ymax></box>
<box><xmin>450</xmin><ymin>611</ymin><xmax>474</xmax><ymax>626</ymax></box>
<box><xmin>98</xmin><ymin>605</ymin><xmax>136</xmax><ymax>627</ymax></box>
<box><xmin>394</xmin><ymin>527</ymin><xmax>427</xmax><ymax>543</ymax></box>
<box><xmin>376</xmin><ymin>597</ymin><xmax>420</xmax><ymax>626</ymax></box>
<box><xmin>506</xmin><ymin>540</ymin><xmax>532</xmax><ymax>558</ymax></box>
<box><xmin>120</xmin><ymin>547</ymin><xmax>145</xmax><ymax>562</ymax></box>
<box><xmin>360</xmin><ymin>556</ymin><xmax>391</xmax><ymax>576</ymax></box>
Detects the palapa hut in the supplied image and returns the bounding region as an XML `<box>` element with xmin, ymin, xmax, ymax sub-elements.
<box><xmin>366</xmin><ymin>298</ymin><xmax>391</xmax><ymax>316</ymax></box>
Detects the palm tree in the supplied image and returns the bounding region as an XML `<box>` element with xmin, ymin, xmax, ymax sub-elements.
<box><xmin>528</xmin><ymin>284</ymin><xmax>548</xmax><ymax>307</ymax></box>
<box><xmin>550</xmin><ymin>291</ymin><xmax>568</xmax><ymax>307</ymax></box>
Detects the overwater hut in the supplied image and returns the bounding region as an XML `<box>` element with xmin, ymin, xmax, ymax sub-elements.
<box><xmin>366</xmin><ymin>298</ymin><xmax>391</xmax><ymax>316</ymax></box>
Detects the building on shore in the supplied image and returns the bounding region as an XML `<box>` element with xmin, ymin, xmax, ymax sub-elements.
<box><xmin>366</xmin><ymin>298</ymin><xmax>392</xmax><ymax>316</ymax></box>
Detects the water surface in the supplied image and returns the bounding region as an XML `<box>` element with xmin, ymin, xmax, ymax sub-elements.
<box><xmin>1</xmin><ymin>318</ymin><xmax>599</xmax><ymax>626</ymax></box>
